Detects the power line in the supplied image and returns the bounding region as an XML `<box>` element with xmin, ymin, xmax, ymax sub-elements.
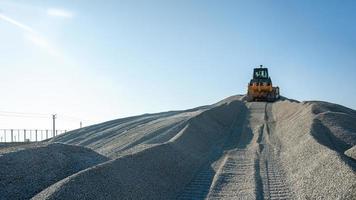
<box><xmin>0</xmin><ymin>113</ymin><xmax>49</xmax><ymax>118</ymax></box>
<box><xmin>59</xmin><ymin>114</ymin><xmax>91</xmax><ymax>122</ymax></box>
<box><xmin>0</xmin><ymin>111</ymin><xmax>92</xmax><ymax>121</ymax></box>
<box><xmin>0</xmin><ymin>110</ymin><xmax>95</xmax><ymax>128</ymax></box>
<box><xmin>0</xmin><ymin>110</ymin><xmax>48</xmax><ymax>116</ymax></box>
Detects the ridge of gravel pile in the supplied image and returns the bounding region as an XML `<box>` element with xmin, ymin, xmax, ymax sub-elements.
<box><xmin>51</xmin><ymin>108</ymin><xmax>211</xmax><ymax>159</ymax></box>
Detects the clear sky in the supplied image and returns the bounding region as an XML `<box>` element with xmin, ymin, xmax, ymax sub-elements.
<box><xmin>1</xmin><ymin>0</ymin><xmax>355</xmax><ymax>130</ymax></box>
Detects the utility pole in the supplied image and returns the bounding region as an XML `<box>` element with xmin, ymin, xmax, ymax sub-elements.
<box><xmin>80</xmin><ymin>121</ymin><xmax>82</xmax><ymax>128</ymax></box>
<box><xmin>52</xmin><ymin>114</ymin><xmax>57</xmax><ymax>137</ymax></box>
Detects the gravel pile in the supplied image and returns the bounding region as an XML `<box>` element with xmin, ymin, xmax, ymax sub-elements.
<box><xmin>32</xmin><ymin>100</ymin><xmax>246</xmax><ymax>200</ymax></box>
<box><xmin>1</xmin><ymin>95</ymin><xmax>355</xmax><ymax>199</ymax></box>
<box><xmin>0</xmin><ymin>143</ymin><xmax>109</xmax><ymax>200</ymax></box>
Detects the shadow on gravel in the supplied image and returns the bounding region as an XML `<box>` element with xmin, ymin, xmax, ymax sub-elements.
<box><xmin>311</xmin><ymin>119</ymin><xmax>356</xmax><ymax>171</ymax></box>
<box><xmin>176</xmin><ymin>103</ymin><xmax>251</xmax><ymax>199</ymax></box>
<box><xmin>225</xmin><ymin>104</ymin><xmax>251</xmax><ymax>150</ymax></box>
<box><xmin>254</xmin><ymin>158</ymin><xmax>264</xmax><ymax>200</ymax></box>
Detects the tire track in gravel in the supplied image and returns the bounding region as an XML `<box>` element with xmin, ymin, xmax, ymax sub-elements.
<box><xmin>176</xmin><ymin>165</ymin><xmax>217</xmax><ymax>200</ymax></box>
<box><xmin>177</xmin><ymin>102</ymin><xmax>293</xmax><ymax>200</ymax></box>
<box><xmin>176</xmin><ymin>103</ymin><xmax>248</xmax><ymax>200</ymax></box>
<box><xmin>208</xmin><ymin>149</ymin><xmax>258</xmax><ymax>199</ymax></box>
<box><xmin>206</xmin><ymin>102</ymin><xmax>265</xmax><ymax>199</ymax></box>
<box><xmin>259</xmin><ymin>103</ymin><xmax>293</xmax><ymax>200</ymax></box>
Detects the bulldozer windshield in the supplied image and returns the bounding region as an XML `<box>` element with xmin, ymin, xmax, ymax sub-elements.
<box><xmin>254</xmin><ymin>69</ymin><xmax>269</xmax><ymax>79</ymax></box>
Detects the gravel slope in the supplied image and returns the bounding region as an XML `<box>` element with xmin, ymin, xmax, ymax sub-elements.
<box><xmin>33</xmin><ymin>100</ymin><xmax>246</xmax><ymax>199</ymax></box>
<box><xmin>272</xmin><ymin>99</ymin><xmax>356</xmax><ymax>199</ymax></box>
<box><xmin>1</xmin><ymin>95</ymin><xmax>355</xmax><ymax>200</ymax></box>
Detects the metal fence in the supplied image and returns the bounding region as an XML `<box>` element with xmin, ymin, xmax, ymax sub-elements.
<box><xmin>0</xmin><ymin>129</ymin><xmax>67</xmax><ymax>143</ymax></box>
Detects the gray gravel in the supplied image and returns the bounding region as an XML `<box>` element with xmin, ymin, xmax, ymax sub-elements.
<box><xmin>0</xmin><ymin>143</ymin><xmax>108</xmax><ymax>200</ymax></box>
<box><xmin>272</xmin><ymin>99</ymin><xmax>356</xmax><ymax>199</ymax></box>
<box><xmin>32</xmin><ymin>100</ymin><xmax>246</xmax><ymax>200</ymax></box>
<box><xmin>1</xmin><ymin>95</ymin><xmax>355</xmax><ymax>200</ymax></box>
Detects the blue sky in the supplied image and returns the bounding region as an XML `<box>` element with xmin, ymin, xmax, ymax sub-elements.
<box><xmin>0</xmin><ymin>0</ymin><xmax>355</xmax><ymax>130</ymax></box>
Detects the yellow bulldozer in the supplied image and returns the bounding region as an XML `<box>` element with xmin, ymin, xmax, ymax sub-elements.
<box><xmin>247</xmin><ymin>65</ymin><xmax>280</xmax><ymax>102</ymax></box>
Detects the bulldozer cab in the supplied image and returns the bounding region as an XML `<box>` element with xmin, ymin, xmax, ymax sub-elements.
<box><xmin>253</xmin><ymin>68</ymin><xmax>269</xmax><ymax>79</ymax></box>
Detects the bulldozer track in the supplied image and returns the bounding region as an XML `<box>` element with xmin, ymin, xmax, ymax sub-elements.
<box><xmin>259</xmin><ymin>142</ymin><xmax>292</xmax><ymax>200</ymax></box>
<box><xmin>177</xmin><ymin>102</ymin><xmax>293</xmax><ymax>200</ymax></box>
<box><xmin>260</xmin><ymin>145</ymin><xmax>292</xmax><ymax>199</ymax></box>
<box><xmin>176</xmin><ymin>165</ymin><xmax>216</xmax><ymax>200</ymax></box>
<box><xmin>260</xmin><ymin>103</ymin><xmax>292</xmax><ymax>200</ymax></box>
<box><xmin>208</xmin><ymin>149</ymin><xmax>257</xmax><ymax>199</ymax></box>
